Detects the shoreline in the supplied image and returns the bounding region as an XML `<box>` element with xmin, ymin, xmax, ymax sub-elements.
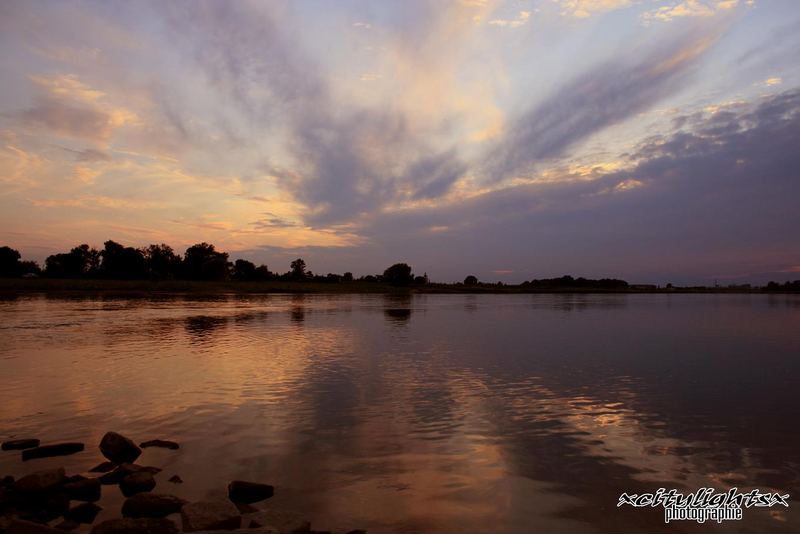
<box><xmin>0</xmin><ymin>279</ymin><xmax>795</xmax><ymax>296</ymax></box>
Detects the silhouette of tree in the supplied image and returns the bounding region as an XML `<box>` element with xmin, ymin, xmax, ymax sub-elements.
<box><xmin>45</xmin><ymin>244</ymin><xmax>100</xmax><ymax>278</ymax></box>
<box><xmin>463</xmin><ymin>275</ymin><xmax>478</xmax><ymax>286</ymax></box>
<box><xmin>143</xmin><ymin>244</ymin><xmax>181</xmax><ymax>280</ymax></box>
<box><xmin>183</xmin><ymin>243</ymin><xmax>230</xmax><ymax>280</ymax></box>
<box><xmin>100</xmin><ymin>240</ymin><xmax>146</xmax><ymax>279</ymax></box>
<box><xmin>233</xmin><ymin>259</ymin><xmax>257</xmax><ymax>281</ymax></box>
<box><xmin>383</xmin><ymin>263</ymin><xmax>414</xmax><ymax>286</ymax></box>
<box><xmin>290</xmin><ymin>258</ymin><xmax>307</xmax><ymax>280</ymax></box>
<box><xmin>0</xmin><ymin>246</ymin><xmax>22</xmax><ymax>277</ymax></box>
<box><xmin>342</xmin><ymin>272</ymin><xmax>353</xmax><ymax>282</ymax></box>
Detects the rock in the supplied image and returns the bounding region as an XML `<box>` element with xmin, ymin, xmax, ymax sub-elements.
<box><xmin>63</xmin><ymin>476</ymin><xmax>101</xmax><ymax>502</ymax></box>
<box><xmin>139</xmin><ymin>440</ymin><xmax>179</xmax><ymax>450</ymax></box>
<box><xmin>121</xmin><ymin>493</ymin><xmax>187</xmax><ymax>518</ymax></box>
<box><xmin>89</xmin><ymin>462</ymin><xmax>117</xmax><ymax>473</ymax></box>
<box><xmin>90</xmin><ymin>518</ymin><xmax>179</xmax><ymax>534</ymax></box>
<box><xmin>64</xmin><ymin>502</ymin><xmax>102</xmax><ymax>523</ymax></box>
<box><xmin>13</xmin><ymin>468</ymin><xmax>66</xmax><ymax>493</ymax></box>
<box><xmin>167</xmin><ymin>475</ymin><xmax>182</xmax><ymax>484</ymax></box>
<box><xmin>2</xmin><ymin>439</ymin><xmax>40</xmax><ymax>451</ymax></box>
<box><xmin>181</xmin><ymin>501</ymin><xmax>241</xmax><ymax>532</ymax></box>
<box><xmin>235</xmin><ymin>502</ymin><xmax>259</xmax><ymax>514</ymax></box>
<box><xmin>6</xmin><ymin>519</ymin><xmax>63</xmax><ymax>534</ymax></box>
<box><xmin>99</xmin><ymin>464</ymin><xmax>156</xmax><ymax>485</ymax></box>
<box><xmin>119</xmin><ymin>472</ymin><xmax>155</xmax><ymax>497</ymax></box>
<box><xmin>243</xmin><ymin>510</ymin><xmax>310</xmax><ymax>534</ymax></box>
<box><xmin>17</xmin><ymin>492</ymin><xmax>70</xmax><ymax>523</ymax></box>
<box><xmin>22</xmin><ymin>443</ymin><xmax>84</xmax><ymax>461</ymax></box>
<box><xmin>2</xmin><ymin>474</ymin><xmax>14</xmax><ymax>486</ymax></box>
<box><xmin>54</xmin><ymin>519</ymin><xmax>80</xmax><ymax>531</ymax></box>
<box><xmin>190</xmin><ymin>529</ymin><xmax>278</xmax><ymax>534</ymax></box>
<box><xmin>346</xmin><ymin>531</ymin><xmax>367</xmax><ymax>534</ymax></box>
<box><xmin>99</xmin><ymin>433</ymin><xmax>141</xmax><ymax>464</ymax></box>
<box><xmin>227</xmin><ymin>481</ymin><xmax>274</xmax><ymax>504</ymax></box>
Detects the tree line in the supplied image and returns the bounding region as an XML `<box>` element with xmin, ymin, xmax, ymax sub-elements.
<box><xmin>0</xmin><ymin>243</ymin><xmax>428</xmax><ymax>286</ymax></box>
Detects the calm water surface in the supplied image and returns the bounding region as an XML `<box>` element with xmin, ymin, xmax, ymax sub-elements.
<box><xmin>1</xmin><ymin>293</ymin><xmax>799</xmax><ymax>533</ymax></box>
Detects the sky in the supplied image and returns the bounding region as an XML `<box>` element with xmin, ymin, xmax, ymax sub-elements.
<box><xmin>1</xmin><ymin>0</ymin><xmax>798</xmax><ymax>284</ymax></box>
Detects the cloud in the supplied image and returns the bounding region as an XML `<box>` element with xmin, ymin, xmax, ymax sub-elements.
<box><xmin>487</xmin><ymin>11</ymin><xmax>531</xmax><ymax>28</ymax></box>
<box><xmin>261</xmin><ymin>88</ymin><xmax>799</xmax><ymax>283</ymax></box>
<box><xmin>558</xmin><ymin>0</ymin><xmax>634</xmax><ymax>19</ymax></box>
<box><xmin>484</xmin><ymin>31</ymin><xmax>717</xmax><ymax>181</ymax></box>
<box><xmin>642</xmin><ymin>0</ymin><xmax>745</xmax><ymax>23</ymax></box>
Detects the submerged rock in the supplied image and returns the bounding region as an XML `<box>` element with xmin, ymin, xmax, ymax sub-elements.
<box><xmin>167</xmin><ymin>475</ymin><xmax>183</xmax><ymax>484</ymax></box>
<box><xmin>21</xmin><ymin>443</ymin><xmax>84</xmax><ymax>461</ymax></box>
<box><xmin>181</xmin><ymin>501</ymin><xmax>241</xmax><ymax>532</ymax></box>
<box><xmin>6</xmin><ymin>519</ymin><xmax>63</xmax><ymax>534</ymax></box>
<box><xmin>119</xmin><ymin>471</ymin><xmax>156</xmax><ymax>497</ymax></box>
<box><xmin>64</xmin><ymin>502</ymin><xmax>102</xmax><ymax>524</ymax></box>
<box><xmin>89</xmin><ymin>461</ymin><xmax>117</xmax><ymax>473</ymax></box>
<box><xmin>242</xmin><ymin>509</ymin><xmax>311</xmax><ymax>534</ymax></box>
<box><xmin>63</xmin><ymin>476</ymin><xmax>101</xmax><ymax>502</ymax></box>
<box><xmin>139</xmin><ymin>440</ymin><xmax>179</xmax><ymax>450</ymax></box>
<box><xmin>227</xmin><ymin>481</ymin><xmax>274</xmax><ymax>504</ymax></box>
<box><xmin>121</xmin><ymin>493</ymin><xmax>187</xmax><ymax>519</ymax></box>
<box><xmin>90</xmin><ymin>518</ymin><xmax>179</xmax><ymax>534</ymax></box>
<box><xmin>13</xmin><ymin>468</ymin><xmax>66</xmax><ymax>493</ymax></box>
<box><xmin>2</xmin><ymin>439</ymin><xmax>40</xmax><ymax>451</ymax></box>
<box><xmin>99</xmin><ymin>432</ymin><xmax>141</xmax><ymax>464</ymax></box>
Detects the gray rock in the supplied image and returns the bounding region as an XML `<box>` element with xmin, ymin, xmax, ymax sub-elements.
<box><xmin>121</xmin><ymin>493</ymin><xmax>187</xmax><ymax>518</ymax></box>
<box><xmin>22</xmin><ymin>443</ymin><xmax>84</xmax><ymax>461</ymax></box>
<box><xmin>13</xmin><ymin>468</ymin><xmax>66</xmax><ymax>492</ymax></box>
<box><xmin>228</xmin><ymin>481</ymin><xmax>274</xmax><ymax>504</ymax></box>
<box><xmin>99</xmin><ymin>433</ymin><xmax>141</xmax><ymax>464</ymax></box>
<box><xmin>90</xmin><ymin>518</ymin><xmax>179</xmax><ymax>534</ymax></box>
<box><xmin>2</xmin><ymin>439</ymin><xmax>40</xmax><ymax>451</ymax></box>
<box><xmin>181</xmin><ymin>501</ymin><xmax>241</xmax><ymax>532</ymax></box>
<box><xmin>242</xmin><ymin>509</ymin><xmax>311</xmax><ymax>534</ymax></box>
<box><xmin>63</xmin><ymin>476</ymin><xmax>101</xmax><ymax>502</ymax></box>
<box><xmin>139</xmin><ymin>440</ymin><xmax>179</xmax><ymax>450</ymax></box>
<box><xmin>6</xmin><ymin>519</ymin><xmax>63</xmax><ymax>534</ymax></box>
<box><xmin>119</xmin><ymin>472</ymin><xmax>155</xmax><ymax>497</ymax></box>
<box><xmin>64</xmin><ymin>502</ymin><xmax>102</xmax><ymax>523</ymax></box>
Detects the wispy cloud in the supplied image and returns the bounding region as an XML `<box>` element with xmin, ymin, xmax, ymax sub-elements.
<box><xmin>488</xmin><ymin>11</ymin><xmax>531</xmax><ymax>27</ymax></box>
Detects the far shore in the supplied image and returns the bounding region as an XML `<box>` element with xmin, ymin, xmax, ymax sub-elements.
<box><xmin>0</xmin><ymin>278</ymin><xmax>794</xmax><ymax>296</ymax></box>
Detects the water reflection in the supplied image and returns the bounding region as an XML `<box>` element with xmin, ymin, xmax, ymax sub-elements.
<box><xmin>0</xmin><ymin>294</ymin><xmax>798</xmax><ymax>533</ymax></box>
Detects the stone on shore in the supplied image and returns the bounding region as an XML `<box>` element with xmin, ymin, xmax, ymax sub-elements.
<box><xmin>121</xmin><ymin>493</ymin><xmax>187</xmax><ymax>518</ymax></box>
<box><xmin>6</xmin><ymin>519</ymin><xmax>63</xmax><ymax>534</ymax></box>
<box><xmin>99</xmin><ymin>432</ymin><xmax>141</xmax><ymax>464</ymax></box>
<box><xmin>54</xmin><ymin>519</ymin><xmax>80</xmax><ymax>531</ymax></box>
<box><xmin>64</xmin><ymin>502</ymin><xmax>102</xmax><ymax>524</ymax></box>
<box><xmin>190</xmin><ymin>529</ymin><xmax>278</xmax><ymax>534</ymax></box>
<box><xmin>2</xmin><ymin>474</ymin><xmax>14</xmax><ymax>486</ymax></box>
<box><xmin>139</xmin><ymin>440</ymin><xmax>179</xmax><ymax>450</ymax></box>
<box><xmin>242</xmin><ymin>509</ymin><xmax>311</xmax><ymax>534</ymax></box>
<box><xmin>2</xmin><ymin>439</ymin><xmax>40</xmax><ymax>451</ymax></box>
<box><xmin>119</xmin><ymin>471</ymin><xmax>156</xmax><ymax>497</ymax></box>
<box><xmin>90</xmin><ymin>518</ymin><xmax>179</xmax><ymax>534</ymax></box>
<box><xmin>99</xmin><ymin>464</ymin><xmax>158</xmax><ymax>485</ymax></box>
<box><xmin>13</xmin><ymin>468</ymin><xmax>66</xmax><ymax>493</ymax></box>
<box><xmin>181</xmin><ymin>501</ymin><xmax>241</xmax><ymax>532</ymax></box>
<box><xmin>21</xmin><ymin>443</ymin><xmax>84</xmax><ymax>461</ymax></box>
<box><xmin>63</xmin><ymin>476</ymin><xmax>102</xmax><ymax>502</ymax></box>
<box><xmin>89</xmin><ymin>462</ymin><xmax>117</xmax><ymax>473</ymax></box>
<box><xmin>227</xmin><ymin>481</ymin><xmax>274</xmax><ymax>504</ymax></box>
<box><xmin>167</xmin><ymin>475</ymin><xmax>182</xmax><ymax>484</ymax></box>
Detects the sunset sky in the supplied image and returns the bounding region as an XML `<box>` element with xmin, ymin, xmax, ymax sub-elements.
<box><xmin>1</xmin><ymin>0</ymin><xmax>798</xmax><ymax>284</ymax></box>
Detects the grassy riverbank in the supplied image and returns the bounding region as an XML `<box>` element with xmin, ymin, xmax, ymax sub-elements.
<box><xmin>0</xmin><ymin>278</ymin><xmax>780</xmax><ymax>296</ymax></box>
